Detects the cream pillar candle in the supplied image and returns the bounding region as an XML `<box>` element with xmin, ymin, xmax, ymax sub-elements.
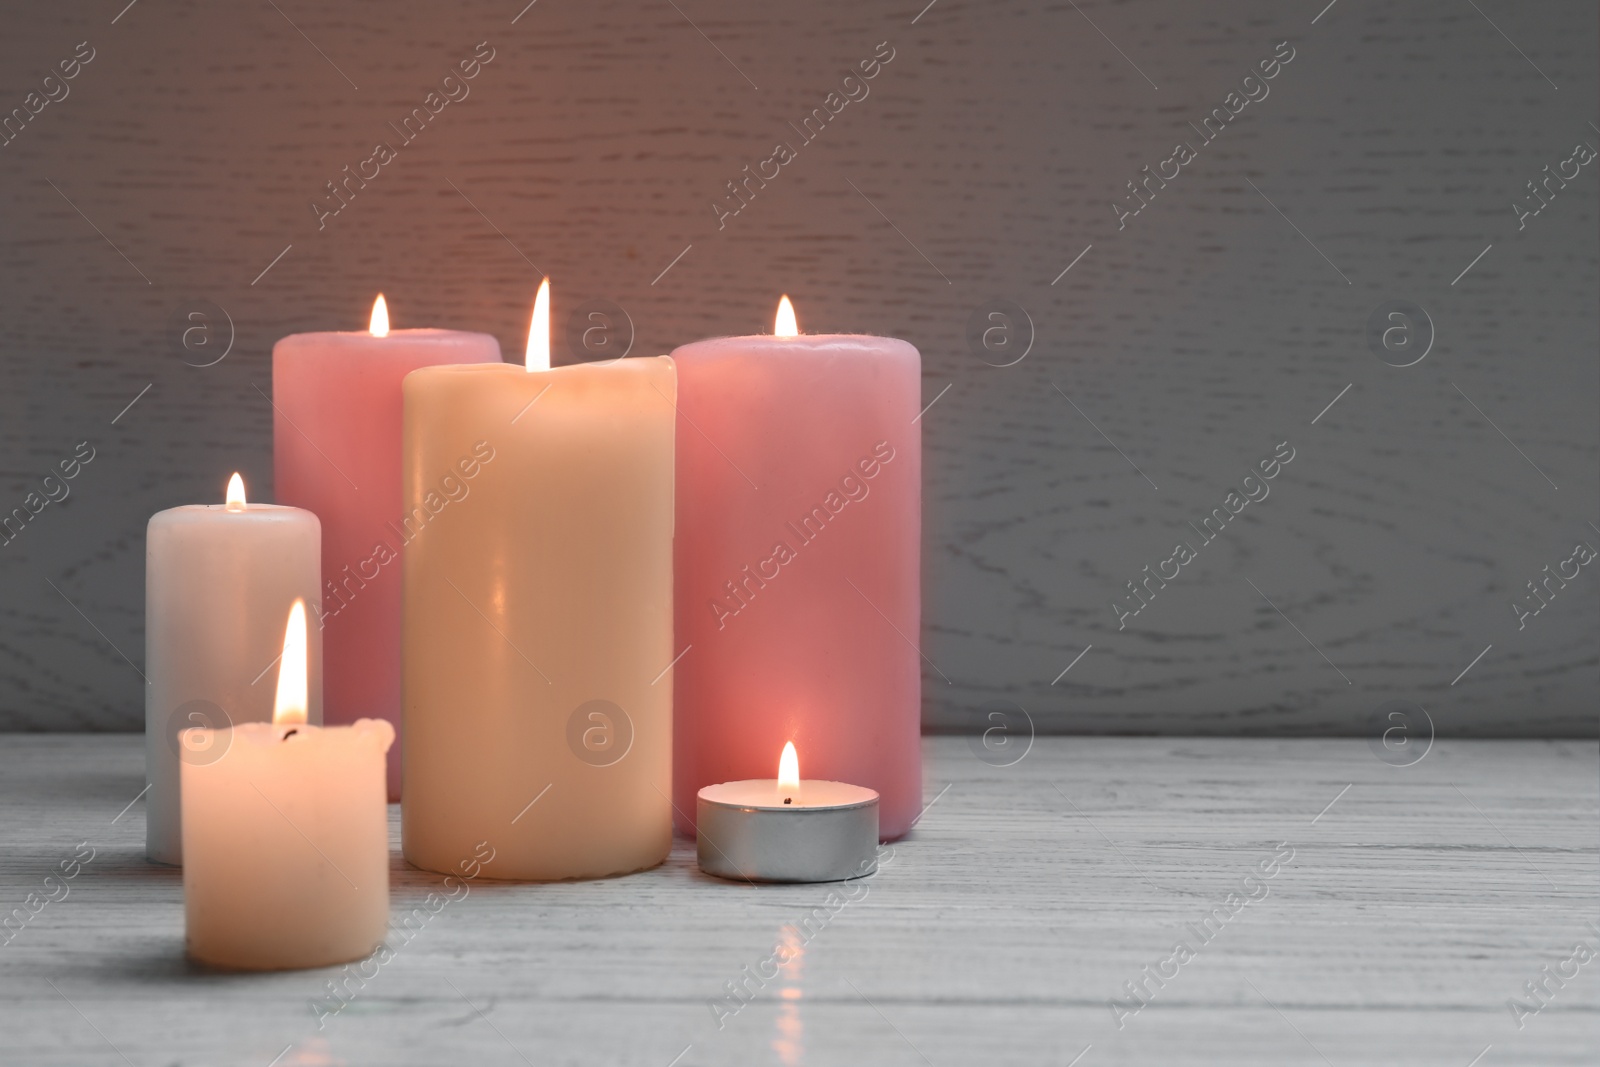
<box><xmin>401</xmin><ymin>280</ymin><xmax>676</xmax><ymax>881</ymax></box>
<box><xmin>182</xmin><ymin>601</ymin><xmax>393</xmax><ymax>971</ymax></box>
<box><xmin>145</xmin><ymin>473</ymin><xmax>322</xmax><ymax>865</ymax></box>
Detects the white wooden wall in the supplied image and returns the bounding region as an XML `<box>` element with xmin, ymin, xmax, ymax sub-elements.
<box><xmin>0</xmin><ymin>0</ymin><xmax>1594</xmax><ymax>735</ymax></box>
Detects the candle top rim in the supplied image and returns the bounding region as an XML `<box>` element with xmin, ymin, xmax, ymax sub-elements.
<box><xmin>677</xmin><ymin>332</ymin><xmax>915</xmax><ymax>345</ymax></box>
<box><xmin>405</xmin><ymin>353</ymin><xmax>673</xmax><ymax>375</ymax></box>
<box><xmin>151</xmin><ymin>502</ymin><xmax>314</xmax><ymax>517</ymax></box>
<box><xmin>699</xmin><ymin>779</ymin><xmax>879</xmax><ymax>812</ymax></box>
<box><xmin>178</xmin><ymin>718</ymin><xmax>395</xmax><ymax>749</ymax></box>
<box><xmin>274</xmin><ymin>327</ymin><xmax>501</xmax><ymax>346</ymax></box>
<box><xmin>148</xmin><ymin>503</ymin><xmax>320</xmax><ymax>532</ymax></box>
<box><xmin>670</xmin><ymin>333</ymin><xmax>919</xmax><ymax>360</ymax></box>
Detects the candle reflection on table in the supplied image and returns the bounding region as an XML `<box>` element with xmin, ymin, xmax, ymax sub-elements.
<box><xmin>772</xmin><ymin>923</ymin><xmax>804</xmax><ymax>1066</ymax></box>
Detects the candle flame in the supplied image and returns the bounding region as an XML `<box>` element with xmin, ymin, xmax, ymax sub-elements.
<box><xmin>778</xmin><ymin>741</ymin><xmax>800</xmax><ymax>793</ymax></box>
<box><xmin>225</xmin><ymin>472</ymin><xmax>246</xmax><ymax>511</ymax></box>
<box><xmin>369</xmin><ymin>294</ymin><xmax>390</xmax><ymax>338</ymax></box>
<box><xmin>525</xmin><ymin>278</ymin><xmax>551</xmax><ymax>371</ymax></box>
<box><xmin>272</xmin><ymin>599</ymin><xmax>309</xmax><ymax>726</ymax></box>
<box><xmin>774</xmin><ymin>295</ymin><xmax>798</xmax><ymax>338</ymax></box>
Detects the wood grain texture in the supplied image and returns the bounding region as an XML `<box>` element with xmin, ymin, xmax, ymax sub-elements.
<box><xmin>1</xmin><ymin>735</ymin><xmax>1596</xmax><ymax>1065</ymax></box>
<box><xmin>0</xmin><ymin>1</ymin><xmax>1595</xmax><ymax>734</ymax></box>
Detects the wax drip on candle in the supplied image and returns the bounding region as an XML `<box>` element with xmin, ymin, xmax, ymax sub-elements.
<box><xmin>273</xmin><ymin>599</ymin><xmax>309</xmax><ymax>730</ymax></box>
<box><xmin>778</xmin><ymin>741</ymin><xmax>800</xmax><ymax>805</ymax></box>
<box><xmin>369</xmin><ymin>294</ymin><xmax>390</xmax><ymax>338</ymax></box>
<box><xmin>774</xmin><ymin>295</ymin><xmax>799</xmax><ymax>338</ymax></box>
<box><xmin>525</xmin><ymin>278</ymin><xmax>551</xmax><ymax>371</ymax></box>
<box><xmin>225</xmin><ymin>472</ymin><xmax>246</xmax><ymax>512</ymax></box>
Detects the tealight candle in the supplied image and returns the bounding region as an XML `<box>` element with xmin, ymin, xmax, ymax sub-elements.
<box><xmin>697</xmin><ymin>742</ymin><xmax>879</xmax><ymax>883</ymax></box>
<box><xmin>144</xmin><ymin>473</ymin><xmax>322</xmax><ymax>866</ymax></box>
<box><xmin>181</xmin><ymin>600</ymin><xmax>393</xmax><ymax>971</ymax></box>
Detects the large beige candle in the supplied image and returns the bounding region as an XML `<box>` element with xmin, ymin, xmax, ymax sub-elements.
<box><xmin>401</xmin><ymin>280</ymin><xmax>675</xmax><ymax>881</ymax></box>
<box><xmin>182</xmin><ymin>601</ymin><xmax>392</xmax><ymax>970</ymax></box>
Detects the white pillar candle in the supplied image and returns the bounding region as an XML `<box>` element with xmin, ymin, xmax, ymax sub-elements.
<box><xmin>182</xmin><ymin>601</ymin><xmax>393</xmax><ymax>971</ymax></box>
<box><xmin>145</xmin><ymin>473</ymin><xmax>322</xmax><ymax>865</ymax></box>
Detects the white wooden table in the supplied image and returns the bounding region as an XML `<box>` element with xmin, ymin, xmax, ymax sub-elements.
<box><xmin>1</xmin><ymin>736</ymin><xmax>1595</xmax><ymax>1066</ymax></box>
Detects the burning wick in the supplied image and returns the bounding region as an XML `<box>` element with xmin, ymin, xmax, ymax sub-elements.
<box><xmin>369</xmin><ymin>294</ymin><xmax>390</xmax><ymax>338</ymax></box>
<box><xmin>272</xmin><ymin>599</ymin><xmax>309</xmax><ymax>730</ymax></box>
<box><xmin>778</xmin><ymin>741</ymin><xmax>800</xmax><ymax>805</ymax></box>
<box><xmin>525</xmin><ymin>277</ymin><xmax>551</xmax><ymax>372</ymax></box>
<box><xmin>774</xmin><ymin>294</ymin><xmax>798</xmax><ymax>337</ymax></box>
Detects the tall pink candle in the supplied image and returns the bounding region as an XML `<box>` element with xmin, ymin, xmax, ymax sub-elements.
<box><xmin>272</xmin><ymin>296</ymin><xmax>500</xmax><ymax>798</ymax></box>
<box><xmin>670</xmin><ymin>299</ymin><xmax>923</xmax><ymax>839</ymax></box>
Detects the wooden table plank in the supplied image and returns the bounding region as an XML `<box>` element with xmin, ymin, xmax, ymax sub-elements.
<box><xmin>1</xmin><ymin>736</ymin><xmax>1595</xmax><ymax>1065</ymax></box>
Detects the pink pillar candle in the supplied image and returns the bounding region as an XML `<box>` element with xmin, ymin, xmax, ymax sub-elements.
<box><xmin>670</xmin><ymin>315</ymin><xmax>923</xmax><ymax>839</ymax></box>
<box><xmin>272</xmin><ymin>300</ymin><xmax>500</xmax><ymax>798</ymax></box>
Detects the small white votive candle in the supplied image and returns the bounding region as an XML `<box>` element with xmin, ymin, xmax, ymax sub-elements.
<box><xmin>181</xmin><ymin>601</ymin><xmax>393</xmax><ymax>970</ymax></box>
